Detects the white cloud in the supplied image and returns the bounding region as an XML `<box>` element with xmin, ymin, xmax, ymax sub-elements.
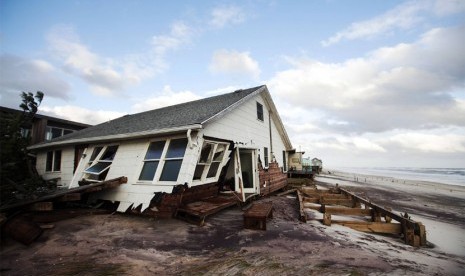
<box><xmin>270</xmin><ymin>25</ymin><xmax>465</xmax><ymax>134</ymax></box>
<box><xmin>321</xmin><ymin>0</ymin><xmax>465</xmax><ymax>46</ymax></box>
<box><xmin>0</xmin><ymin>54</ymin><xmax>71</xmax><ymax>103</ymax></box>
<box><xmin>40</xmin><ymin>105</ymin><xmax>125</xmax><ymax>125</ymax></box>
<box><xmin>209</xmin><ymin>5</ymin><xmax>246</xmax><ymax>28</ymax></box>
<box><xmin>131</xmin><ymin>85</ymin><xmax>200</xmax><ymax>112</ymax></box>
<box><xmin>47</xmin><ymin>26</ymin><xmax>154</xmax><ymax>96</ymax></box>
<box><xmin>151</xmin><ymin>21</ymin><xmax>194</xmax><ymax>71</ymax></box>
<box><xmin>209</xmin><ymin>49</ymin><xmax>261</xmax><ymax>79</ymax></box>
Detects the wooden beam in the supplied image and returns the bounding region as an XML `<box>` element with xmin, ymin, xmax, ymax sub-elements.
<box><xmin>57</xmin><ymin>193</ymin><xmax>81</xmax><ymax>202</ymax></box>
<box><xmin>297</xmin><ymin>190</ymin><xmax>307</xmax><ymax>222</ymax></box>
<box><xmin>324</xmin><ymin>206</ymin><xmax>371</xmax><ymax>216</ymax></box>
<box><xmin>29</xmin><ymin>202</ymin><xmax>53</xmax><ymax>211</ymax></box>
<box><xmin>333</xmin><ymin>221</ymin><xmax>402</xmax><ymax>234</ymax></box>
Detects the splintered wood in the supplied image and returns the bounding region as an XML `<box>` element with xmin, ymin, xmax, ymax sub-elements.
<box><xmin>298</xmin><ymin>184</ymin><xmax>427</xmax><ymax>247</ymax></box>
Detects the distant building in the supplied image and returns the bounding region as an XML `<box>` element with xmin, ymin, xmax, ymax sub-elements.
<box><xmin>311</xmin><ymin>158</ymin><xmax>323</xmax><ymax>173</ymax></box>
<box><xmin>0</xmin><ymin>106</ymin><xmax>91</xmax><ymax>145</ymax></box>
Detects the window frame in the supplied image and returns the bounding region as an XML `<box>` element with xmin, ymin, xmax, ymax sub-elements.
<box><xmin>45</xmin><ymin>126</ymin><xmax>75</xmax><ymax>141</ymax></box>
<box><xmin>136</xmin><ymin>137</ymin><xmax>188</xmax><ymax>184</ymax></box>
<box><xmin>83</xmin><ymin>145</ymin><xmax>119</xmax><ymax>181</ymax></box>
<box><xmin>193</xmin><ymin>141</ymin><xmax>229</xmax><ymax>183</ymax></box>
<box><xmin>256</xmin><ymin>102</ymin><xmax>264</xmax><ymax>121</ymax></box>
<box><xmin>45</xmin><ymin>150</ymin><xmax>62</xmax><ymax>172</ymax></box>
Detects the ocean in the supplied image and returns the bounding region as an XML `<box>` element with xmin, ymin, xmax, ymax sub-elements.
<box><xmin>332</xmin><ymin>167</ymin><xmax>465</xmax><ymax>187</ymax></box>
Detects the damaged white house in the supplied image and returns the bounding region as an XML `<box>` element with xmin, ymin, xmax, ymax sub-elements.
<box><xmin>29</xmin><ymin>85</ymin><xmax>294</xmax><ymax>214</ymax></box>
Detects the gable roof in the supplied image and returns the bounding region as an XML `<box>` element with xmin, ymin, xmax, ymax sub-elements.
<box><xmin>30</xmin><ymin>85</ymin><xmax>278</xmax><ymax>149</ymax></box>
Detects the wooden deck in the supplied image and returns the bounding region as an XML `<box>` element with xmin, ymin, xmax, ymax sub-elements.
<box><xmin>176</xmin><ymin>195</ymin><xmax>240</xmax><ymax>226</ymax></box>
<box><xmin>243</xmin><ymin>202</ymin><xmax>273</xmax><ymax>230</ymax></box>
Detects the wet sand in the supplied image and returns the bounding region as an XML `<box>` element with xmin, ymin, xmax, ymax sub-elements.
<box><xmin>1</xmin><ymin>172</ymin><xmax>464</xmax><ymax>275</ymax></box>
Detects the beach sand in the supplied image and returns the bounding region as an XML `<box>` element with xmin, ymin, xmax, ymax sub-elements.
<box><xmin>1</xmin><ymin>171</ymin><xmax>464</xmax><ymax>275</ymax></box>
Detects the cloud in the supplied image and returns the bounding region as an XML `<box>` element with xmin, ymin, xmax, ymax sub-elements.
<box><xmin>151</xmin><ymin>21</ymin><xmax>194</xmax><ymax>71</ymax></box>
<box><xmin>0</xmin><ymin>54</ymin><xmax>71</xmax><ymax>104</ymax></box>
<box><xmin>47</xmin><ymin>25</ymin><xmax>167</xmax><ymax>96</ymax></box>
<box><xmin>46</xmin><ymin>22</ymin><xmax>196</xmax><ymax>96</ymax></box>
<box><xmin>270</xmin><ymin>25</ymin><xmax>465</xmax><ymax>134</ymax></box>
<box><xmin>209</xmin><ymin>49</ymin><xmax>261</xmax><ymax>79</ymax></box>
<box><xmin>209</xmin><ymin>5</ymin><xmax>246</xmax><ymax>28</ymax></box>
<box><xmin>40</xmin><ymin>105</ymin><xmax>125</xmax><ymax>125</ymax></box>
<box><xmin>321</xmin><ymin>0</ymin><xmax>465</xmax><ymax>46</ymax></box>
<box><xmin>131</xmin><ymin>85</ymin><xmax>200</xmax><ymax>112</ymax></box>
<box><xmin>387</xmin><ymin>130</ymin><xmax>465</xmax><ymax>153</ymax></box>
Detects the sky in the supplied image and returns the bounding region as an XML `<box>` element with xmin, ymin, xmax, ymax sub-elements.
<box><xmin>1</xmin><ymin>0</ymin><xmax>464</xmax><ymax>168</ymax></box>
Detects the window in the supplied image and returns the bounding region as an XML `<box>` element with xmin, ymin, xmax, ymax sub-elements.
<box><xmin>256</xmin><ymin>102</ymin><xmax>264</xmax><ymax>121</ymax></box>
<box><xmin>139</xmin><ymin>141</ymin><xmax>165</xmax><ymax>181</ymax></box>
<box><xmin>45</xmin><ymin>127</ymin><xmax>74</xmax><ymax>140</ymax></box>
<box><xmin>84</xmin><ymin>145</ymin><xmax>118</xmax><ymax>181</ymax></box>
<box><xmin>46</xmin><ymin>150</ymin><xmax>62</xmax><ymax>172</ymax></box>
<box><xmin>194</xmin><ymin>141</ymin><xmax>229</xmax><ymax>181</ymax></box>
<box><xmin>264</xmin><ymin>147</ymin><xmax>269</xmax><ymax>167</ymax></box>
<box><xmin>160</xmin><ymin>138</ymin><xmax>188</xmax><ymax>181</ymax></box>
<box><xmin>138</xmin><ymin>138</ymin><xmax>188</xmax><ymax>183</ymax></box>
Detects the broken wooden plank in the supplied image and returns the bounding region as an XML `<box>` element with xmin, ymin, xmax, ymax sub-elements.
<box><xmin>57</xmin><ymin>193</ymin><xmax>81</xmax><ymax>202</ymax></box>
<box><xmin>323</xmin><ymin>206</ymin><xmax>371</xmax><ymax>216</ymax></box>
<box><xmin>0</xmin><ymin>176</ymin><xmax>127</xmax><ymax>213</ymax></box>
<box><xmin>297</xmin><ymin>190</ymin><xmax>307</xmax><ymax>222</ymax></box>
<box><xmin>333</xmin><ymin>221</ymin><xmax>402</xmax><ymax>235</ymax></box>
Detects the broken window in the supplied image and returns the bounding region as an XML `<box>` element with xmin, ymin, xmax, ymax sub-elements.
<box><xmin>138</xmin><ymin>141</ymin><xmax>165</xmax><ymax>181</ymax></box>
<box><xmin>46</xmin><ymin>150</ymin><xmax>61</xmax><ymax>172</ymax></box>
<box><xmin>84</xmin><ymin>145</ymin><xmax>118</xmax><ymax>181</ymax></box>
<box><xmin>257</xmin><ymin>102</ymin><xmax>264</xmax><ymax>121</ymax></box>
<box><xmin>194</xmin><ymin>141</ymin><xmax>229</xmax><ymax>182</ymax></box>
<box><xmin>160</xmin><ymin>138</ymin><xmax>188</xmax><ymax>181</ymax></box>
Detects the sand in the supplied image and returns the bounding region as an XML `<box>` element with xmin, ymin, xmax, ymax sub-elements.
<box><xmin>1</xmin><ymin>171</ymin><xmax>464</xmax><ymax>275</ymax></box>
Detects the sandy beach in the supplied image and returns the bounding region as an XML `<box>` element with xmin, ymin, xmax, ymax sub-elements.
<box><xmin>1</xmin><ymin>171</ymin><xmax>464</xmax><ymax>275</ymax></box>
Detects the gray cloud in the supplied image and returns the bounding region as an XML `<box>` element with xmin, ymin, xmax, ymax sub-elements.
<box><xmin>0</xmin><ymin>55</ymin><xmax>71</xmax><ymax>108</ymax></box>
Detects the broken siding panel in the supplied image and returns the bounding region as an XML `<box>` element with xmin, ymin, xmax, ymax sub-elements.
<box><xmin>178</xmin><ymin>135</ymin><xmax>204</xmax><ymax>186</ymax></box>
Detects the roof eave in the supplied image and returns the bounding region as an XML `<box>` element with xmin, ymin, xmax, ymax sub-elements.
<box><xmin>28</xmin><ymin>124</ymin><xmax>203</xmax><ymax>150</ymax></box>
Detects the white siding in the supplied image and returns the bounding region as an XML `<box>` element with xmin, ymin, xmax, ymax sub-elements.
<box><xmin>203</xmin><ymin>94</ymin><xmax>287</xmax><ymax>169</ymax></box>
<box><xmin>36</xmin><ymin>146</ymin><xmax>74</xmax><ymax>187</ymax></box>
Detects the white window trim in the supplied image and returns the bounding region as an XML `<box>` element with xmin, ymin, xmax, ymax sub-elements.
<box><xmin>45</xmin><ymin>150</ymin><xmax>61</xmax><ymax>173</ymax></box>
<box><xmin>136</xmin><ymin>137</ymin><xmax>188</xmax><ymax>185</ymax></box>
<box><xmin>83</xmin><ymin>145</ymin><xmax>118</xmax><ymax>180</ymax></box>
<box><xmin>193</xmin><ymin>141</ymin><xmax>229</xmax><ymax>183</ymax></box>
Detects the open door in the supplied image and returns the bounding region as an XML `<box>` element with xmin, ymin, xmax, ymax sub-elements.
<box><xmin>234</xmin><ymin>147</ymin><xmax>258</xmax><ymax>201</ymax></box>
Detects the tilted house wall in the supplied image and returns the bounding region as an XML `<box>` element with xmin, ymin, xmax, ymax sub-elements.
<box><xmin>30</xmin><ymin>85</ymin><xmax>293</xmax><ymax>213</ymax></box>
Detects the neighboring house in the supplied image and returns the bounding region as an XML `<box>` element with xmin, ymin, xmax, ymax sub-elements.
<box><xmin>311</xmin><ymin>158</ymin><xmax>323</xmax><ymax>173</ymax></box>
<box><xmin>0</xmin><ymin>106</ymin><xmax>91</xmax><ymax>145</ymax></box>
<box><xmin>29</xmin><ymin>85</ymin><xmax>293</xmax><ymax>214</ymax></box>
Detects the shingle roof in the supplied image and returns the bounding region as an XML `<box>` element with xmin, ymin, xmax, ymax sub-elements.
<box><xmin>33</xmin><ymin>85</ymin><xmax>265</xmax><ymax>147</ymax></box>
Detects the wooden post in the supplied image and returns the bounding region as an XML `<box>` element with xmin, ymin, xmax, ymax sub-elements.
<box><xmin>323</xmin><ymin>213</ymin><xmax>331</xmax><ymax>226</ymax></box>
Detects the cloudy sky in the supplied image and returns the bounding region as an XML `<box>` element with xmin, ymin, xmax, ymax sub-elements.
<box><xmin>1</xmin><ymin>0</ymin><xmax>464</xmax><ymax>168</ymax></box>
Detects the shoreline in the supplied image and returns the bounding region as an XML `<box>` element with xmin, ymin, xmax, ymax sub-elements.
<box><xmin>314</xmin><ymin>170</ymin><xmax>465</xmax><ymax>258</ymax></box>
